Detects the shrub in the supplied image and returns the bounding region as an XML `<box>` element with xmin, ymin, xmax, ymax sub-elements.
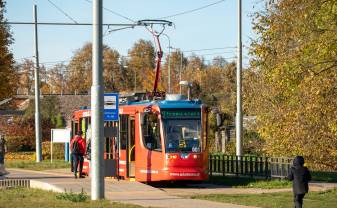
<box><xmin>56</xmin><ymin>189</ymin><xmax>88</xmax><ymax>202</ymax></box>
<box><xmin>42</xmin><ymin>141</ymin><xmax>65</xmax><ymax>160</ymax></box>
<box><xmin>6</xmin><ymin>136</ymin><xmax>35</xmax><ymax>152</ymax></box>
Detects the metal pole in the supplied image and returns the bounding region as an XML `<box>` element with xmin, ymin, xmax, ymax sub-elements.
<box><xmin>162</xmin><ymin>34</ymin><xmax>171</xmax><ymax>93</ymax></box>
<box><xmin>61</xmin><ymin>68</ymin><xmax>64</xmax><ymax>95</ymax></box>
<box><xmin>179</xmin><ymin>51</ymin><xmax>182</xmax><ymax>94</ymax></box>
<box><xmin>134</xmin><ymin>70</ymin><xmax>137</xmax><ymax>92</ymax></box>
<box><xmin>168</xmin><ymin>44</ymin><xmax>171</xmax><ymax>93</ymax></box>
<box><xmin>236</xmin><ymin>0</ymin><xmax>243</xmax><ymax>157</ymax></box>
<box><xmin>33</xmin><ymin>5</ymin><xmax>42</xmax><ymax>162</ymax></box>
<box><xmin>91</xmin><ymin>0</ymin><xmax>104</xmax><ymax>200</ymax></box>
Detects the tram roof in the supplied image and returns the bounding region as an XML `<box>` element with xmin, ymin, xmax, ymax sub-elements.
<box><xmin>125</xmin><ymin>99</ymin><xmax>202</xmax><ymax>109</ymax></box>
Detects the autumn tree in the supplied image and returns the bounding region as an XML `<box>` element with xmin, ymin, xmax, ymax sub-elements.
<box><xmin>66</xmin><ymin>43</ymin><xmax>92</xmax><ymax>93</ymax></box>
<box><xmin>127</xmin><ymin>39</ymin><xmax>156</xmax><ymax>91</ymax></box>
<box><xmin>66</xmin><ymin>43</ymin><xmax>122</xmax><ymax>93</ymax></box>
<box><xmin>103</xmin><ymin>48</ymin><xmax>123</xmax><ymax>91</ymax></box>
<box><xmin>161</xmin><ymin>50</ymin><xmax>188</xmax><ymax>93</ymax></box>
<box><xmin>16</xmin><ymin>59</ymin><xmax>34</xmax><ymax>94</ymax></box>
<box><xmin>48</xmin><ymin>63</ymin><xmax>67</xmax><ymax>94</ymax></box>
<box><xmin>212</xmin><ymin>56</ymin><xmax>228</xmax><ymax>68</ymax></box>
<box><xmin>248</xmin><ymin>0</ymin><xmax>337</xmax><ymax>170</ymax></box>
<box><xmin>0</xmin><ymin>0</ymin><xmax>17</xmax><ymax>99</ymax></box>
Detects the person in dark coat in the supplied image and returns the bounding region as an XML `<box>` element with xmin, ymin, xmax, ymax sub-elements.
<box><xmin>287</xmin><ymin>156</ymin><xmax>311</xmax><ymax>208</ymax></box>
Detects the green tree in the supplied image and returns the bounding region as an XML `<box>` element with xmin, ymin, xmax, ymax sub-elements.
<box><xmin>248</xmin><ymin>0</ymin><xmax>337</xmax><ymax>170</ymax></box>
<box><xmin>0</xmin><ymin>0</ymin><xmax>17</xmax><ymax>99</ymax></box>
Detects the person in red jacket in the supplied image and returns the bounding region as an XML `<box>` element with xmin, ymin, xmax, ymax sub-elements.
<box><xmin>70</xmin><ymin>130</ymin><xmax>86</xmax><ymax>178</ymax></box>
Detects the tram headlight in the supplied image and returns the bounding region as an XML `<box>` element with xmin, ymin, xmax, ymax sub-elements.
<box><xmin>166</xmin><ymin>154</ymin><xmax>178</xmax><ymax>159</ymax></box>
<box><xmin>193</xmin><ymin>154</ymin><xmax>199</xmax><ymax>159</ymax></box>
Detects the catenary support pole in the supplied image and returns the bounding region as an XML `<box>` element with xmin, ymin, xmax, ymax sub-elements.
<box><xmin>33</xmin><ymin>5</ymin><xmax>42</xmax><ymax>162</ymax></box>
<box><xmin>168</xmin><ymin>43</ymin><xmax>171</xmax><ymax>93</ymax></box>
<box><xmin>179</xmin><ymin>51</ymin><xmax>183</xmax><ymax>94</ymax></box>
<box><xmin>91</xmin><ymin>0</ymin><xmax>104</xmax><ymax>200</ymax></box>
<box><xmin>236</xmin><ymin>0</ymin><xmax>243</xmax><ymax>157</ymax></box>
<box><xmin>162</xmin><ymin>34</ymin><xmax>171</xmax><ymax>93</ymax></box>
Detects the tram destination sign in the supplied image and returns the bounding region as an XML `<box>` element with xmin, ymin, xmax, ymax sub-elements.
<box><xmin>104</xmin><ymin>93</ymin><xmax>119</xmax><ymax>121</ymax></box>
<box><xmin>161</xmin><ymin>109</ymin><xmax>201</xmax><ymax>119</ymax></box>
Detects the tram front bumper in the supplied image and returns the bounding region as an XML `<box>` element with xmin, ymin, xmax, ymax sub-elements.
<box><xmin>161</xmin><ymin>167</ymin><xmax>208</xmax><ymax>181</ymax></box>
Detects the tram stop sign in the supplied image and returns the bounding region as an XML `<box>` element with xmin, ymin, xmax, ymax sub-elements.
<box><xmin>104</xmin><ymin>93</ymin><xmax>119</xmax><ymax>121</ymax></box>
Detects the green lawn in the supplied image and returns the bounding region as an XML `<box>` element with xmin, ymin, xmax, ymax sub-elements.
<box><xmin>209</xmin><ymin>176</ymin><xmax>292</xmax><ymax>189</ymax></box>
<box><xmin>192</xmin><ymin>188</ymin><xmax>337</xmax><ymax>208</ymax></box>
<box><xmin>5</xmin><ymin>160</ymin><xmax>70</xmax><ymax>171</ymax></box>
<box><xmin>0</xmin><ymin>188</ymin><xmax>145</xmax><ymax>208</ymax></box>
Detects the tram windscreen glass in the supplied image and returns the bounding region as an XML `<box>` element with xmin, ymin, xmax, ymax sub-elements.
<box><xmin>162</xmin><ymin>109</ymin><xmax>201</xmax><ymax>153</ymax></box>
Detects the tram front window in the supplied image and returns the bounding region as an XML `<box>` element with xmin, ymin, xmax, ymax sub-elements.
<box><xmin>164</xmin><ymin>119</ymin><xmax>201</xmax><ymax>153</ymax></box>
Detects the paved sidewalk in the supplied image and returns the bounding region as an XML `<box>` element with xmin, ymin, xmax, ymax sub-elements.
<box><xmin>160</xmin><ymin>181</ymin><xmax>337</xmax><ymax>197</ymax></box>
<box><xmin>4</xmin><ymin>168</ymin><xmax>256</xmax><ymax>208</ymax></box>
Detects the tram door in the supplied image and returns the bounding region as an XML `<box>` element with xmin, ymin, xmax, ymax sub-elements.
<box><xmin>128</xmin><ymin>117</ymin><xmax>135</xmax><ymax>178</ymax></box>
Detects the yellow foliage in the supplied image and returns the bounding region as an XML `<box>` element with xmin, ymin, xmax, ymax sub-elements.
<box><xmin>5</xmin><ymin>152</ymin><xmax>35</xmax><ymax>161</ymax></box>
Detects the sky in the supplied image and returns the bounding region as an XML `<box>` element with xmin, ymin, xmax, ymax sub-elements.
<box><xmin>5</xmin><ymin>0</ymin><xmax>266</xmax><ymax>68</ymax></box>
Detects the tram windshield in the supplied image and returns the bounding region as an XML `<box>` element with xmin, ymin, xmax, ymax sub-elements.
<box><xmin>162</xmin><ymin>109</ymin><xmax>202</xmax><ymax>153</ymax></box>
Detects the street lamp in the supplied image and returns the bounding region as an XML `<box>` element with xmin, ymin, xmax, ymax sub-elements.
<box><xmin>162</xmin><ymin>33</ymin><xmax>171</xmax><ymax>93</ymax></box>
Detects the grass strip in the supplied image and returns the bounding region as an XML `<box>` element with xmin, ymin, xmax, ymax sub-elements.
<box><xmin>209</xmin><ymin>176</ymin><xmax>292</xmax><ymax>189</ymax></box>
<box><xmin>0</xmin><ymin>187</ymin><xmax>144</xmax><ymax>208</ymax></box>
<box><xmin>5</xmin><ymin>160</ymin><xmax>70</xmax><ymax>171</ymax></box>
<box><xmin>192</xmin><ymin>188</ymin><xmax>337</xmax><ymax>208</ymax></box>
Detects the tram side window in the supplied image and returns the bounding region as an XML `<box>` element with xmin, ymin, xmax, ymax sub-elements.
<box><xmin>142</xmin><ymin>113</ymin><xmax>162</xmax><ymax>151</ymax></box>
<box><xmin>120</xmin><ymin>115</ymin><xmax>128</xmax><ymax>150</ymax></box>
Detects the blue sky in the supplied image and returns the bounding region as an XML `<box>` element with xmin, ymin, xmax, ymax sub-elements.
<box><xmin>5</xmin><ymin>0</ymin><xmax>265</xmax><ymax>68</ymax></box>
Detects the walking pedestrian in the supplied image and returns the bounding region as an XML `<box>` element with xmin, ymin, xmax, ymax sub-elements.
<box><xmin>0</xmin><ymin>133</ymin><xmax>7</xmax><ymax>175</ymax></box>
<box><xmin>70</xmin><ymin>130</ymin><xmax>86</xmax><ymax>178</ymax></box>
<box><xmin>287</xmin><ymin>156</ymin><xmax>311</xmax><ymax>208</ymax></box>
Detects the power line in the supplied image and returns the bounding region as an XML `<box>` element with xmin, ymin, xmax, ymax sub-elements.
<box><xmin>4</xmin><ymin>22</ymin><xmax>137</xmax><ymax>27</ymax></box>
<box><xmin>157</xmin><ymin>0</ymin><xmax>226</xmax><ymax>19</ymax></box>
<box><xmin>182</xmin><ymin>46</ymin><xmax>236</xmax><ymax>53</ymax></box>
<box><xmin>47</xmin><ymin>0</ymin><xmax>78</xmax><ymax>24</ymax></box>
<box><xmin>190</xmin><ymin>52</ymin><xmax>236</xmax><ymax>56</ymax></box>
<box><xmin>83</xmin><ymin>0</ymin><xmax>136</xmax><ymax>23</ymax></box>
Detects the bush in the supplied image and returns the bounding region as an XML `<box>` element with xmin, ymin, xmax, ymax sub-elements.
<box><xmin>56</xmin><ymin>190</ymin><xmax>88</xmax><ymax>202</ymax></box>
<box><xmin>42</xmin><ymin>141</ymin><xmax>65</xmax><ymax>160</ymax></box>
<box><xmin>6</xmin><ymin>136</ymin><xmax>35</xmax><ymax>152</ymax></box>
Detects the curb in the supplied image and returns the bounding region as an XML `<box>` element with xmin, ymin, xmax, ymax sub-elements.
<box><xmin>30</xmin><ymin>180</ymin><xmax>64</xmax><ymax>193</ymax></box>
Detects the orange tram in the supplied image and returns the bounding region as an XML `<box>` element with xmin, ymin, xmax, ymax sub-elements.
<box><xmin>71</xmin><ymin>94</ymin><xmax>209</xmax><ymax>182</ymax></box>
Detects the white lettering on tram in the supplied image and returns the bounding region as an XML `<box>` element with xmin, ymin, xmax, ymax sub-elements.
<box><xmin>169</xmin><ymin>173</ymin><xmax>200</xmax><ymax>177</ymax></box>
<box><xmin>140</xmin><ymin>169</ymin><xmax>159</xmax><ymax>174</ymax></box>
<box><xmin>119</xmin><ymin>168</ymin><xmax>125</xmax><ymax>172</ymax></box>
<box><xmin>119</xmin><ymin>160</ymin><xmax>127</xmax><ymax>165</ymax></box>
<box><xmin>83</xmin><ymin>111</ymin><xmax>90</xmax><ymax>117</ymax></box>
